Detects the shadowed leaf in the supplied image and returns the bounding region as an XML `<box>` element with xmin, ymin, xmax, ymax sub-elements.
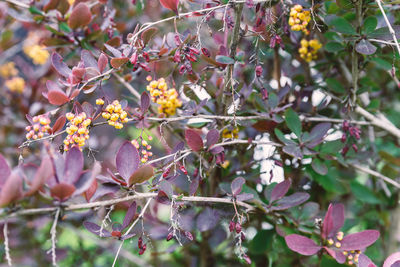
<box><xmin>0</xmin><ymin>172</ymin><xmax>23</xmax><ymax>207</ymax></box>
<box><xmin>0</xmin><ymin>154</ymin><xmax>11</xmax><ymax>187</ymax></box>
<box><xmin>231</xmin><ymin>177</ymin><xmax>245</xmax><ymax>196</ymax></box>
<box><xmin>50</xmin><ymin>182</ymin><xmax>76</xmax><ymax>201</ymax></box>
<box><xmin>68</xmin><ymin>3</ymin><xmax>92</xmax><ymax>29</ymax></box>
<box><xmin>26</xmin><ymin>157</ymin><xmax>53</xmax><ymax>196</ymax></box>
<box><xmin>285</xmin><ymin>234</ymin><xmax>321</xmax><ymax>255</ymax></box>
<box><xmin>98</xmin><ymin>53</ymin><xmax>108</xmax><ymax>73</ymax></box>
<box><xmin>206</xmin><ymin>129</ymin><xmax>219</xmax><ymax>147</ymax></box>
<box><xmin>51</xmin><ymin>52</ymin><xmax>71</xmax><ymax>77</ymax></box>
<box><xmin>52</xmin><ymin>115</ymin><xmax>66</xmax><ymax>133</ymax></box>
<box><xmin>272</xmin><ymin>192</ymin><xmax>309</xmax><ymax>210</ymax></box>
<box><xmin>116</xmin><ymin>141</ymin><xmax>140</xmax><ymax>182</ymax></box>
<box><xmin>64</xmin><ymin>146</ymin><xmax>84</xmax><ymax>184</ymax></box>
<box><xmin>322</xmin><ymin>203</ymin><xmax>345</xmax><ymax>239</ymax></box>
<box><xmin>185</xmin><ymin>129</ymin><xmax>203</xmax><ymax>152</ymax></box>
<box><xmin>129</xmin><ymin>165</ymin><xmax>154</xmax><ymax>185</ymax></box>
<box><xmin>122</xmin><ymin>201</ymin><xmax>137</xmax><ymax>229</ymax></box>
<box><xmin>83</xmin><ymin>221</ymin><xmax>111</xmax><ymax>237</ymax></box>
<box><xmin>269</xmin><ymin>179</ymin><xmax>291</xmax><ymax>203</ymax></box>
<box><xmin>140</xmin><ymin>92</ymin><xmax>150</xmax><ymax>113</ymax></box>
<box><xmin>110</xmin><ymin>57</ymin><xmax>129</xmax><ymax>69</ymax></box>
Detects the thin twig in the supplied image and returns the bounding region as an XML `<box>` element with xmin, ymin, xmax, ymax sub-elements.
<box><xmin>49</xmin><ymin>208</ymin><xmax>60</xmax><ymax>267</ymax></box>
<box><xmin>112</xmin><ymin>198</ymin><xmax>152</xmax><ymax>267</ymax></box>
<box><xmin>4</xmin><ymin>221</ymin><xmax>12</xmax><ymax>266</ymax></box>
<box><xmin>375</xmin><ymin>0</ymin><xmax>400</xmax><ymax>56</ymax></box>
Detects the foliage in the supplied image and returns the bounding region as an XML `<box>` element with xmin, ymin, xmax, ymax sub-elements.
<box><xmin>0</xmin><ymin>0</ymin><xmax>400</xmax><ymax>266</ymax></box>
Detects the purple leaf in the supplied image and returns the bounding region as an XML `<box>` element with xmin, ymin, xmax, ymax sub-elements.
<box><xmin>0</xmin><ymin>172</ymin><xmax>23</xmax><ymax>207</ymax></box>
<box><xmin>128</xmin><ymin>165</ymin><xmax>154</xmax><ymax>186</ymax></box>
<box><xmin>308</xmin><ymin>123</ymin><xmax>331</xmax><ymax>143</ymax></box>
<box><xmin>83</xmin><ymin>221</ymin><xmax>111</xmax><ymax>237</ymax></box>
<box><xmin>185</xmin><ymin>129</ymin><xmax>204</xmax><ymax>152</ymax></box>
<box><xmin>358</xmin><ymin>254</ymin><xmax>377</xmax><ymax>267</ymax></box>
<box><xmin>156</xmin><ymin>190</ymin><xmax>170</xmax><ymax>204</ymax></box>
<box><xmin>0</xmin><ymin>154</ymin><xmax>11</xmax><ymax>187</ymax></box>
<box><xmin>324</xmin><ymin>247</ymin><xmax>346</xmax><ymax>264</ymax></box>
<box><xmin>236</xmin><ymin>193</ymin><xmax>254</xmax><ymax>201</ymax></box>
<box><xmin>231</xmin><ymin>177</ymin><xmax>245</xmax><ymax>196</ymax></box>
<box><xmin>283</xmin><ymin>145</ymin><xmax>303</xmax><ymax>159</ymax></box>
<box><xmin>81</xmin><ymin>50</ymin><xmax>98</xmax><ymax>69</ymax></box>
<box><xmin>269</xmin><ymin>179</ymin><xmax>291</xmax><ymax>203</ymax></box>
<box><xmin>50</xmin><ymin>182</ymin><xmax>76</xmax><ymax>201</ymax></box>
<box><xmin>140</xmin><ymin>92</ymin><xmax>150</xmax><ymax>113</ymax></box>
<box><xmin>116</xmin><ymin>141</ymin><xmax>140</xmax><ymax>182</ymax></box>
<box><xmin>26</xmin><ymin>156</ymin><xmax>53</xmax><ymax>196</ymax></box>
<box><xmin>74</xmin><ymin>162</ymin><xmax>101</xmax><ymax>196</ymax></box>
<box><xmin>64</xmin><ymin>146</ymin><xmax>84</xmax><ymax>184</ymax></box>
<box><xmin>322</xmin><ymin>203</ymin><xmax>345</xmax><ymax>239</ymax></box>
<box><xmin>122</xmin><ymin>201</ymin><xmax>137</xmax><ymax>229</ymax></box>
<box><xmin>356</xmin><ymin>40</ymin><xmax>377</xmax><ymax>55</ymax></box>
<box><xmin>104</xmin><ymin>43</ymin><xmax>122</xmax><ymax>58</ymax></box>
<box><xmin>285</xmin><ymin>234</ymin><xmax>321</xmax><ymax>255</ymax></box>
<box><xmin>51</xmin><ymin>52</ymin><xmax>72</xmax><ymax>77</ymax></box>
<box><xmin>47</xmin><ymin>90</ymin><xmax>69</xmax><ymax>106</ymax></box>
<box><xmin>271</xmin><ymin>192</ymin><xmax>309</xmax><ymax>211</ymax></box>
<box><xmin>341</xmin><ymin>230</ymin><xmax>380</xmax><ymax>250</ymax></box>
<box><xmin>383</xmin><ymin>252</ymin><xmax>400</xmax><ymax>267</ymax></box>
<box><xmin>196</xmin><ymin>208</ymin><xmax>219</xmax><ymax>232</ymax></box>
<box><xmin>68</xmin><ymin>3</ymin><xmax>92</xmax><ymax>29</ymax></box>
<box><xmin>209</xmin><ymin>145</ymin><xmax>224</xmax><ymax>155</ymax></box>
<box><xmin>206</xmin><ymin>129</ymin><xmax>219</xmax><ymax>147</ymax></box>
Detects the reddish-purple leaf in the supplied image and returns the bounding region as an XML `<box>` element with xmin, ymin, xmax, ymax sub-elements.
<box><xmin>25</xmin><ymin>156</ymin><xmax>53</xmax><ymax>196</ymax></box>
<box><xmin>383</xmin><ymin>252</ymin><xmax>400</xmax><ymax>267</ymax></box>
<box><xmin>307</xmin><ymin>123</ymin><xmax>331</xmax><ymax>144</ymax></box>
<box><xmin>129</xmin><ymin>165</ymin><xmax>154</xmax><ymax>186</ymax></box>
<box><xmin>231</xmin><ymin>177</ymin><xmax>245</xmax><ymax>196</ymax></box>
<box><xmin>269</xmin><ymin>179</ymin><xmax>291</xmax><ymax>203</ymax></box>
<box><xmin>271</xmin><ymin>192</ymin><xmax>310</xmax><ymax>211</ymax></box>
<box><xmin>64</xmin><ymin>146</ymin><xmax>84</xmax><ymax>184</ymax></box>
<box><xmin>50</xmin><ymin>182</ymin><xmax>76</xmax><ymax>201</ymax></box>
<box><xmin>68</xmin><ymin>3</ymin><xmax>92</xmax><ymax>29</ymax></box>
<box><xmin>141</xmin><ymin>27</ymin><xmax>159</xmax><ymax>45</ymax></box>
<box><xmin>48</xmin><ymin>90</ymin><xmax>69</xmax><ymax>105</ymax></box>
<box><xmin>341</xmin><ymin>230</ymin><xmax>380</xmax><ymax>250</ymax></box>
<box><xmin>73</xmin><ymin>163</ymin><xmax>100</xmax><ymax>196</ymax></box>
<box><xmin>110</xmin><ymin>57</ymin><xmax>129</xmax><ymax>69</ymax></box>
<box><xmin>209</xmin><ymin>145</ymin><xmax>224</xmax><ymax>155</ymax></box>
<box><xmin>0</xmin><ymin>172</ymin><xmax>23</xmax><ymax>207</ymax></box>
<box><xmin>206</xmin><ymin>129</ymin><xmax>219</xmax><ymax>147</ymax></box>
<box><xmin>52</xmin><ymin>115</ymin><xmax>66</xmax><ymax>133</ymax></box>
<box><xmin>140</xmin><ymin>92</ymin><xmax>150</xmax><ymax>113</ymax></box>
<box><xmin>81</xmin><ymin>50</ymin><xmax>98</xmax><ymax>69</ymax></box>
<box><xmin>322</xmin><ymin>203</ymin><xmax>345</xmax><ymax>239</ymax></box>
<box><xmin>116</xmin><ymin>141</ymin><xmax>140</xmax><ymax>182</ymax></box>
<box><xmin>156</xmin><ymin>190</ymin><xmax>170</xmax><ymax>204</ymax></box>
<box><xmin>185</xmin><ymin>129</ymin><xmax>203</xmax><ymax>152</ymax></box>
<box><xmin>122</xmin><ymin>201</ymin><xmax>137</xmax><ymax>229</ymax></box>
<box><xmin>98</xmin><ymin>53</ymin><xmax>108</xmax><ymax>73</ymax></box>
<box><xmin>84</xmin><ymin>179</ymin><xmax>98</xmax><ymax>202</ymax></box>
<box><xmin>0</xmin><ymin>154</ymin><xmax>11</xmax><ymax>187</ymax></box>
<box><xmin>324</xmin><ymin>247</ymin><xmax>346</xmax><ymax>264</ymax></box>
<box><xmin>159</xmin><ymin>0</ymin><xmax>179</xmax><ymax>15</ymax></box>
<box><xmin>236</xmin><ymin>193</ymin><xmax>254</xmax><ymax>202</ymax></box>
<box><xmin>83</xmin><ymin>221</ymin><xmax>112</xmax><ymax>237</ymax></box>
<box><xmin>51</xmin><ymin>52</ymin><xmax>71</xmax><ymax>77</ymax></box>
<box><xmin>285</xmin><ymin>234</ymin><xmax>321</xmax><ymax>255</ymax></box>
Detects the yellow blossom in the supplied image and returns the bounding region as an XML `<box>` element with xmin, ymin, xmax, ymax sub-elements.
<box><xmin>0</xmin><ymin>62</ymin><xmax>18</xmax><ymax>78</ymax></box>
<box><xmin>5</xmin><ymin>77</ymin><xmax>25</xmax><ymax>93</ymax></box>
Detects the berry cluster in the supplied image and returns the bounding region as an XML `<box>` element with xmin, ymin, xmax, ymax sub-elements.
<box><xmin>63</xmin><ymin>112</ymin><xmax>91</xmax><ymax>151</ymax></box>
<box><xmin>98</xmin><ymin>99</ymin><xmax>129</xmax><ymax>129</ymax></box>
<box><xmin>0</xmin><ymin>62</ymin><xmax>18</xmax><ymax>78</ymax></box>
<box><xmin>5</xmin><ymin>77</ymin><xmax>25</xmax><ymax>93</ymax></box>
<box><xmin>131</xmin><ymin>135</ymin><xmax>153</xmax><ymax>163</ymax></box>
<box><xmin>138</xmin><ymin>237</ymin><xmax>147</xmax><ymax>255</ymax></box>
<box><xmin>341</xmin><ymin>120</ymin><xmax>361</xmax><ymax>156</ymax></box>
<box><xmin>222</xmin><ymin>127</ymin><xmax>239</xmax><ymax>139</ymax></box>
<box><xmin>23</xmin><ymin>44</ymin><xmax>49</xmax><ymax>65</ymax></box>
<box><xmin>25</xmin><ymin>114</ymin><xmax>51</xmax><ymax>140</ymax></box>
<box><xmin>298</xmin><ymin>39</ymin><xmax>322</xmax><ymax>62</ymax></box>
<box><xmin>288</xmin><ymin>5</ymin><xmax>311</xmax><ymax>34</ymax></box>
<box><xmin>146</xmin><ymin>76</ymin><xmax>182</xmax><ymax>116</ymax></box>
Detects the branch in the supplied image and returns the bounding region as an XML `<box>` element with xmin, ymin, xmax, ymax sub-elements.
<box><xmin>375</xmin><ymin>0</ymin><xmax>400</xmax><ymax>56</ymax></box>
<box><xmin>350</xmin><ymin>163</ymin><xmax>400</xmax><ymax>189</ymax></box>
<box><xmin>50</xmin><ymin>208</ymin><xmax>60</xmax><ymax>267</ymax></box>
<box><xmin>3</xmin><ymin>221</ymin><xmax>12</xmax><ymax>266</ymax></box>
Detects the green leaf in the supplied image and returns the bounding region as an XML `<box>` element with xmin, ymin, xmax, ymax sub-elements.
<box><xmin>330</xmin><ymin>17</ymin><xmax>357</xmax><ymax>35</ymax></box>
<box><xmin>350</xmin><ymin>181</ymin><xmax>381</xmax><ymax>204</ymax></box>
<box><xmin>371</xmin><ymin>57</ymin><xmax>392</xmax><ymax>70</ymax></box>
<box><xmin>326</xmin><ymin>78</ymin><xmax>346</xmax><ymax>94</ymax></box>
<box><xmin>284</xmin><ymin>108</ymin><xmax>302</xmax><ymax>138</ymax></box>
<box><xmin>215</xmin><ymin>55</ymin><xmax>235</xmax><ymax>65</ymax></box>
<box><xmin>250</xmin><ymin>230</ymin><xmax>274</xmax><ymax>254</ymax></box>
<box><xmin>363</xmin><ymin>16</ymin><xmax>378</xmax><ymax>34</ymax></box>
<box><xmin>59</xmin><ymin>22</ymin><xmax>72</xmax><ymax>33</ymax></box>
<box><xmin>29</xmin><ymin>6</ymin><xmax>43</xmax><ymax>15</ymax></box>
<box><xmin>325</xmin><ymin>42</ymin><xmax>345</xmax><ymax>52</ymax></box>
<box><xmin>350</xmin><ymin>180</ymin><xmax>381</xmax><ymax>204</ymax></box>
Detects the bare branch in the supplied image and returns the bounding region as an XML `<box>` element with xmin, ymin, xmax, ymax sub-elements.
<box><xmin>375</xmin><ymin>0</ymin><xmax>400</xmax><ymax>56</ymax></box>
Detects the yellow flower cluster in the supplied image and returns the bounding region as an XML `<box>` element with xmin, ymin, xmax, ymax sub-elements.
<box><xmin>0</xmin><ymin>62</ymin><xmax>18</xmax><ymax>78</ymax></box>
<box><xmin>131</xmin><ymin>135</ymin><xmax>153</xmax><ymax>163</ymax></box>
<box><xmin>222</xmin><ymin>127</ymin><xmax>239</xmax><ymax>139</ymax></box>
<box><xmin>288</xmin><ymin>5</ymin><xmax>311</xmax><ymax>34</ymax></box>
<box><xmin>23</xmin><ymin>44</ymin><xmax>49</xmax><ymax>65</ymax></box>
<box><xmin>25</xmin><ymin>114</ymin><xmax>51</xmax><ymax>140</ymax></box>
<box><xmin>299</xmin><ymin>39</ymin><xmax>322</xmax><ymax>62</ymax></box>
<box><xmin>5</xmin><ymin>77</ymin><xmax>25</xmax><ymax>93</ymax></box>
<box><xmin>146</xmin><ymin>76</ymin><xmax>182</xmax><ymax>116</ymax></box>
<box><xmin>64</xmin><ymin>112</ymin><xmax>91</xmax><ymax>151</ymax></box>
<box><xmin>98</xmin><ymin>99</ymin><xmax>128</xmax><ymax>129</ymax></box>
